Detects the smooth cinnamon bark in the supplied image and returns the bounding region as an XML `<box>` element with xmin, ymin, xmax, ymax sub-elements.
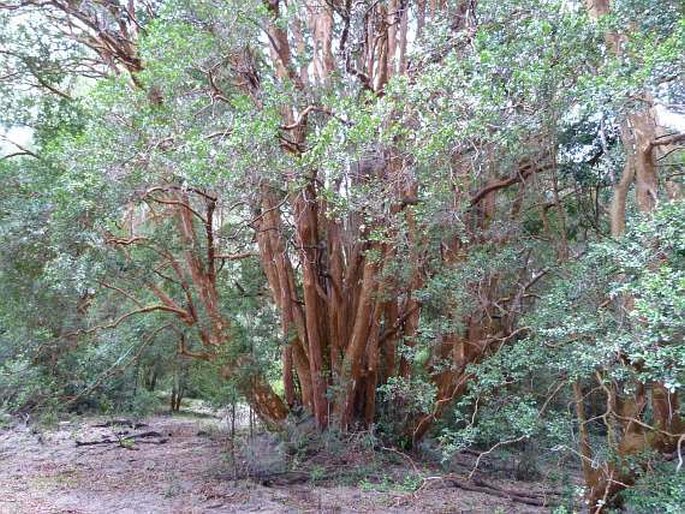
<box><xmin>294</xmin><ymin>186</ymin><xmax>330</xmax><ymax>428</ymax></box>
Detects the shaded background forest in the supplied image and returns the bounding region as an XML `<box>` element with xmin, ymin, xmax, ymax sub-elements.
<box><xmin>0</xmin><ymin>0</ymin><xmax>684</xmax><ymax>511</ymax></box>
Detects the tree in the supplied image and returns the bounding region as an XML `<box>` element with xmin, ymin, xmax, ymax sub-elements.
<box><xmin>0</xmin><ymin>2</ymin><xmax>682</xmax><ymax>508</ymax></box>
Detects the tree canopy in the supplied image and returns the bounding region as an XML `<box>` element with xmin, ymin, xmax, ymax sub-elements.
<box><xmin>0</xmin><ymin>0</ymin><xmax>683</xmax><ymax>510</ymax></box>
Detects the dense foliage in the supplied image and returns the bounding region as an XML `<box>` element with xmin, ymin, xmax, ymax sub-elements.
<box><xmin>0</xmin><ymin>0</ymin><xmax>683</xmax><ymax>510</ymax></box>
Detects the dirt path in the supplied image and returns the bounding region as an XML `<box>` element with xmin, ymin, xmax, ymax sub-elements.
<box><xmin>0</xmin><ymin>415</ymin><xmax>555</xmax><ymax>513</ymax></box>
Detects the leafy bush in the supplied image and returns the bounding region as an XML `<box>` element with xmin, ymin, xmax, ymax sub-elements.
<box><xmin>0</xmin><ymin>358</ymin><xmax>54</xmax><ymax>412</ymax></box>
<box><xmin>377</xmin><ymin>375</ymin><xmax>436</xmax><ymax>447</ymax></box>
<box><xmin>622</xmin><ymin>464</ymin><xmax>685</xmax><ymax>514</ymax></box>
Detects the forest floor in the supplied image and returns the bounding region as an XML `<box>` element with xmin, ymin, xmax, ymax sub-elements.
<box><xmin>0</xmin><ymin>408</ymin><xmax>571</xmax><ymax>513</ymax></box>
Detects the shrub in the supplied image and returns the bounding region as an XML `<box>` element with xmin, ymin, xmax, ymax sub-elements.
<box><xmin>621</xmin><ymin>464</ymin><xmax>685</xmax><ymax>514</ymax></box>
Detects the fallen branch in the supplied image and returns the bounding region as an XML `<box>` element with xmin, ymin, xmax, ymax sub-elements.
<box><xmin>76</xmin><ymin>430</ymin><xmax>169</xmax><ymax>447</ymax></box>
<box><xmin>123</xmin><ymin>430</ymin><xmax>164</xmax><ymax>439</ymax></box>
<box><xmin>405</xmin><ymin>473</ymin><xmax>561</xmax><ymax>509</ymax></box>
<box><xmin>445</xmin><ymin>475</ymin><xmax>559</xmax><ymax>507</ymax></box>
<box><xmin>92</xmin><ymin>419</ymin><xmax>148</xmax><ymax>429</ymax></box>
<box><xmin>469</xmin><ymin>436</ymin><xmax>529</xmax><ymax>479</ymax></box>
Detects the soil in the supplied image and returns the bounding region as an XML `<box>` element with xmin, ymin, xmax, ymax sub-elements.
<box><xmin>0</xmin><ymin>412</ymin><xmax>561</xmax><ymax>513</ymax></box>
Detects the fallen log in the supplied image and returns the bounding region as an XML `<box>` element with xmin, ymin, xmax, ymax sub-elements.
<box><xmin>76</xmin><ymin>430</ymin><xmax>168</xmax><ymax>447</ymax></box>
<box><xmin>420</xmin><ymin>475</ymin><xmax>561</xmax><ymax>507</ymax></box>
<box><xmin>259</xmin><ymin>470</ymin><xmax>310</xmax><ymax>486</ymax></box>
<box><xmin>126</xmin><ymin>430</ymin><xmax>164</xmax><ymax>438</ymax></box>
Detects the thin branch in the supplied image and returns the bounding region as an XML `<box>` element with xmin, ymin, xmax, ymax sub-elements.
<box><xmin>144</xmin><ymin>185</ymin><xmax>217</xmax><ymax>202</ymax></box>
<box><xmin>650</xmin><ymin>132</ymin><xmax>685</xmax><ymax>149</ymax></box>
<box><xmin>146</xmin><ymin>195</ymin><xmax>207</xmax><ymax>224</ymax></box>
<box><xmin>205</xmin><ymin>129</ymin><xmax>233</xmax><ymax>140</ymax></box>
<box><xmin>98</xmin><ymin>280</ymin><xmax>144</xmax><ymax>308</ymax></box>
<box><xmin>64</xmin><ymin>305</ymin><xmax>186</xmax><ymax>339</ymax></box>
<box><xmin>66</xmin><ymin>323</ymin><xmax>172</xmax><ymax>406</ymax></box>
<box><xmin>29</xmin><ymin>75</ymin><xmax>72</xmax><ymax>99</ymax></box>
<box><xmin>146</xmin><ymin>283</ymin><xmax>195</xmax><ymax>325</ymax></box>
<box><xmin>106</xmin><ymin>235</ymin><xmax>149</xmax><ymax>246</ymax></box>
<box><xmin>177</xmin><ymin>335</ymin><xmax>212</xmax><ymax>361</ymax></box>
<box><xmin>612</xmin><ymin>413</ymin><xmax>684</xmax><ymax>439</ymax></box>
<box><xmin>469</xmin><ymin>435</ymin><xmax>529</xmax><ymax>479</ymax></box>
<box><xmin>0</xmin><ymin>151</ymin><xmax>36</xmax><ymax>161</ymax></box>
<box><xmin>0</xmin><ymin>135</ymin><xmax>39</xmax><ymax>159</ymax></box>
<box><xmin>656</xmin><ymin>145</ymin><xmax>685</xmax><ymax>161</ymax></box>
<box><xmin>469</xmin><ymin>165</ymin><xmax>536</xmax><ymax>207</ymax></box>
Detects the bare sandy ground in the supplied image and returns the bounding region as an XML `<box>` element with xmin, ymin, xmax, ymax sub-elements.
<box><xmin>0</xmin><ymin>414</ymin><xmax>555</xmax><ymax>513</ymax></box>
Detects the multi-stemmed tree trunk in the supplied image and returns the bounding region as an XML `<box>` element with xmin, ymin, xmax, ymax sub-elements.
<box><xmin>85</xmin><ymin>0</ymin><xmax>552</xmax><ymax>435</ymax></box>
<box><xmin>16</xmin><ymin>0</ymin><xmax>664</xmax><ymax>452</ymax></box>
<box><xmin>248</xmin><ymin>0</ymin><xmax>545</xmax><ymax>435</ymax></box>
<box><xmin>249</xmin><ymin>0</ymin><xmax>419</xmax><ymax>430</ymax></box>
